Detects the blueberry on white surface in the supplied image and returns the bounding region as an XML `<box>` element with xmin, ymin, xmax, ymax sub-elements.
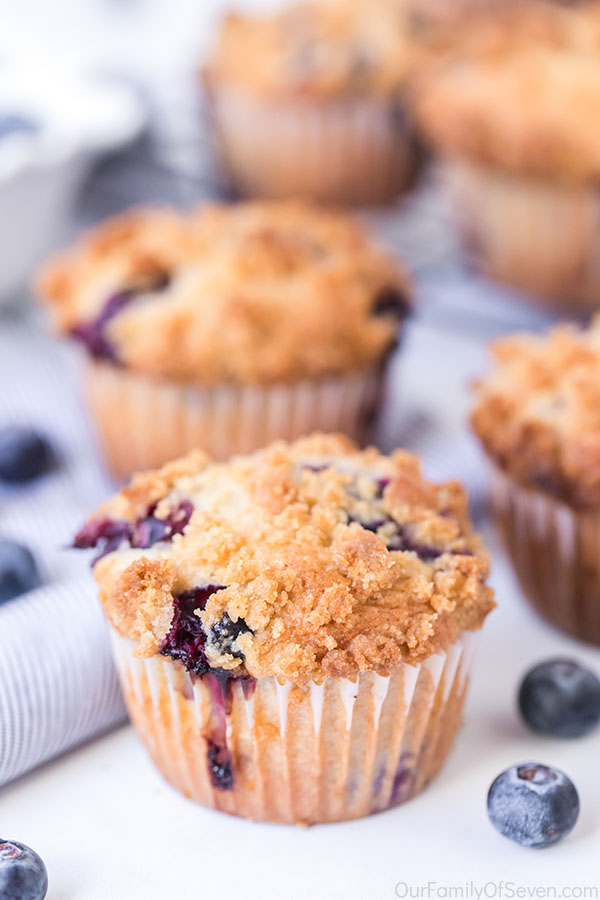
<box><xmin>0</xmin><ymin>114</ymin><xmax>39</xmax><ymax>139</ymax></box>
<box><xmin>519</xmin><ymin>659</ymin><xmax>600</xmax><ymax>738</ymax></box>
<box><xmin>487</xmin><ymin>763</ymin><xmax>579</xmax><ymax>849</ymax></box>
<box><xmin>0</xmin><ymin>427</ymin><xmax>53</xmax><ymax>482</ymax></box>
<box><xmin>0</xmin><ymin>839</ymin><xmax>48</xmax><ymax>900</ymax></box>
<box><xmin>0</xmin><ymin>540</ymin><xmax>41</xmax><ymax>604</ymax></box>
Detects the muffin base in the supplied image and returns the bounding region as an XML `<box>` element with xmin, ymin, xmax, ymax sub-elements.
<box><xmin>490</xmin><ymin>466</ymin><xmax>600</xmax><ymax>644</ymax></box>
<box><xmin>444</xmin><ymin>161</ymin><xmax>600</xmax><ymax>311</ymax></box>
<box><xmin>111</xmin><ymin>630</ymin><xmax>479</xmax><ymax>824</ymax></box>
<box><xmin>84</xmin><ymin>359</ymin><xmax>385</xmax><ymax>478</ymax></box>
<box><xmin>406</xmin><ymin>0</ymin><xmax>501</xmax><ymax>25</ymax></box>
<box><xmin>206</xmin><ymin>84</ymin><xmax>420</xmax><ymax>206</ymax></box>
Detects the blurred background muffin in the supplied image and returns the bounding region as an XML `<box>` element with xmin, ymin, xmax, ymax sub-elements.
<box><xmin>203</xmin><ymin>0</ymin><xmax>423</xmax><ymax>205</ymax></box>
<box><xmin>414</xmin><ymin>1</ymin><xmax>600</xmax><ymax>312</ymax></box>
<box><xmin>471</xmin><ymin>317</ymin><xmax>600</xmax><ymax>644</ymax></box>
<box><xmin>38</xmin><ymin>201</ymin><xmax>410</xmax><ymax>477</ymax></box>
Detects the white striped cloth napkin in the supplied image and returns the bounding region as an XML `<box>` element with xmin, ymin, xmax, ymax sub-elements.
<box><xmin>0</xmin><ymin>308</ymin><xmax>126</xmax><ymax>788</ymax></box>
<box><xmin>0</xmin><ymin>579</ymin><xmax>125</xmax><ymax>785</ymax></box>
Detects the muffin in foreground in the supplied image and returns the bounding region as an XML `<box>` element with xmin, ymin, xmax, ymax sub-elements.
<box><xmin>37</xmin><ymin>202</ymin><xmax>408</xmax><ymax>478</ymax></box>
<box><xmin>472</xmin><ymin>317</ymin><xmax>600</xmax><ymax>644</ymax></box>
<box><xmin>415</xmin><ymin>2</ymin><xmax>600</xmax><ymax>310</ymax></box>
<box><xmin>203</xmin><ymin>0</ymin><xmax>422</xmax><ymax>205</ymax></box>
<box><xmin>75</xmin><ymin>434</ymin><xmax>494</xmax><ymax>824</ymax></box>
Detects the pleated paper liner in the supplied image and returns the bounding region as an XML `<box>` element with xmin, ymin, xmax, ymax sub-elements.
<box><xmin>110</xmin><ymin>629</ymin><xmax>479</xmax><ymax>824</ymax></box>
<box><xmin>206</xmin><ymin>85</ymin><xmax>420</xmax><ymax>206</ymax></box>
<box><xmin>443</xmin><ymin>160</ymin><xmax>600</xmax><ymax>312</ymax></box>
<box><xmin>84</xmin><ymin>359</ymin><xmax>385</xmax><ymax>479</ymax></box>
<box><xmin>490</xmin><ymin>465</ymin><xmax>600</xmax><ymax>645</ymax></box>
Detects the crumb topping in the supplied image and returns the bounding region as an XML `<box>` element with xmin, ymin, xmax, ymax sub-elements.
<box><xmin>204</xmin><ymin>0</ymin><xmax>417</xmax><ymax>99</ymax></box>
<box><xmin>471</xmin><ymin>316</ymin><xmax>600</xmax><ymax>507</ymax></box>
<box><xmin>78</xmin><ymin>434</ymin><xmax>494</xmax><ymax>684</ymax></box>
<box><xmin>414</xmin><ymin>1</ymin><xmax>600</xmax><ymax>182</ymax></box>
<box><xmin>37</xmin><ymin>202</ymin><xmax>408</xmax><ymax>384</ymax></box>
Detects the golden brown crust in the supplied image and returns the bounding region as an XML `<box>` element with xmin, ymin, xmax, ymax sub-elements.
<box><xmin>414</xmin><ymin>1</ymin><xmax>600</xmax><ymax>182</ymax></box>
<box><xmin>84</xmin><ymin>434</ymin><xmax>494</xmax><ymax>685</ymax></box>
<box><xmin>203</xmin><ymin>0</ymin><xmax>416</xmax><ymax>100</ymax></box>
<box><xmin>37</xmin><ymin>202</ymin><xmax>408</xmax><ymax>385</ymax></box>
<box><xmin>471</xmin><ymin>316</ymin><xmax>600</xmax><ymax>507</ymax></box>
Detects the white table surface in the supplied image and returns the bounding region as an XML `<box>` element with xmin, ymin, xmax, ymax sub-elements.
<box><xmin>3</xmin><ymin>323</ymin><xmax>600</xmax><ymax>900</ymax></box>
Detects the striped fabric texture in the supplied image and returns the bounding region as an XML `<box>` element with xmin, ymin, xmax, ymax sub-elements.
<box><xmin>1</xmin><ymin>311</ymin><xmax>126</xmax><ymax>787</ymax></box>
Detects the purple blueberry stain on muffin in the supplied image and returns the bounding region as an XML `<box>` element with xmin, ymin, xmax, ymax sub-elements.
<box><xmin>372</xmin><ymin>285</ymin><xmax>411</xmax><ymax>321</ymax></box>
<box><xmin>346</xmin><ymin>511</ymin><xmax>446</xmax><ymax>561</ymax></box>
<box><xmin>73</xmin><ymin>499</ymin><xmax>194</xmax><ymax>562</ymax></box>
<box><xmin>390</xmin><ymin>752</ymin><xmax>417</xmax><ymax>806</ymax></box>
<box><xmin>131</xmin><ymin>499</ymin><xmax>194</xmax><ymax>549</ymax></box>
<box><xmin>302</xmin><ymin>465</ymin><xmax>460</xmax><ymax>562</ymax></box>
<box><xmin>71</xmin><ymin>270</ymin><xmax>171</xmax><ymax>363</ymax></box>
<box><xmin>207</xmin><ymin>740</ymin><xmax>234</xmax><ymax>791</ymax></box>
<box><xmin>208</xmin><ymin>613</ymin><xmax>253</xmax><ymax>661</ymax></box>
<box><xmin>160</xmin><ymin>585</ymin><xmax>225</xmax><ymax>677</ymax></box>
<box><xmin>73</xmin><ymin>517</ymin><xmax>133</xmax><ymax>561</ymax></box>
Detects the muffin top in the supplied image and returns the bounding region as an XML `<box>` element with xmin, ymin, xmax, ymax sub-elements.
<box><xmin>37</xmin><ymin>202</ymin><xmax>408</xmax><ymax>385</ymax></box>
<box><xmin>414</xmin><ymin>2</ymin><xmax>600</xmax><ymax>182</ymax></box>
<box><xmin>472</xmin><ymin>317</ymin><xmax>600</xmax><ymax>507</ymax></box>
<box><xmin>204</xmin><ymin>0</ymin><xmax>416</xmax><ymax>99</ymax></box>
<box><xmin>75</xmin><ymin>434</ymin><xmax>494</xmax><ymax>685</ymax></box>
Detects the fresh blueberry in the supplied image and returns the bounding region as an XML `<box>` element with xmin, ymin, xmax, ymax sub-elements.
<box><xmin>0</xmin><ymin>839</ymin><xmax>48</xmax><ymax>900</ymax></box>
<box><xmin>487</xmin><ymin>763</ymin><xmax>579</xmax><ymax>848</ymax></box>
<box><xmin>0</xmin><ymin>114</ymin><xmax>39</xmax><ymax>139</ymax></box>
<box><xmin>208</xmin><ymin>613</ymin><xmax>252</xmax><ymax>660</ymax></box>
<box><xmin>519</xmin><ymin>659</ymin><xmax>600</xmax><ymax>738</ymax></box>
<box><xmin>0</xmin><ymin>540</ymin><xmax>41</xmax><ymax>605</ymax></box>
<box><xmin>0</xmin><ymin>427</ymin><xmax>53</xmax><ymax>483</ymax></box>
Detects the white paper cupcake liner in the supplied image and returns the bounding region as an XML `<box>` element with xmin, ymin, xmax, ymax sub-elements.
<box><xmin>443</xmin><ymin>160</ymin><xmax>600</xmax><ymax>310</ymax></box>
<box><xmin>83</xmin><ymin>359</ymin><xmax>385</xmax><ymax>478</ymax></box>
<box><xmin>406</xmin><ymin>0</ymin><xmax>501</xmax><ymax>23</ymax></box>
<box><xmin>206</xmin><ymin>84</ymin><xmax>420</xmax><ymax>206</ymax></box>
<box><xmin>110</xmin><ymin>629</ymin><xmax>479</xmax><ymax>824</ymax></box>
<box><xmin>490</xmin><ymin>465</ymin><xmax>600</xmax><ymax>643</ymax></box>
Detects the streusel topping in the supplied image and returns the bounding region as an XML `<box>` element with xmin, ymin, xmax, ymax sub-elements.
<box><xmin>472</xmin><ymin>317</ymin><xmax>600</xmax><ymax>507</ymax></box>
<box><xmin>414</xmin><ymin>2</ymin><xmax>600</xmax><ymax>182</ymax></box>
<box><xmin>75</xmin><ymin>434</ymin><xmax>493</xmax><ymax>685</ymax></box>
<box><xmin>38</xmin><ymin>202</ymin><xmax>408</xmax><ymax>384</ymax></box>
<box><xmin>204</xmin><ymin>0</ymin><xmax>416</xmax><ymax>99</ymax></box>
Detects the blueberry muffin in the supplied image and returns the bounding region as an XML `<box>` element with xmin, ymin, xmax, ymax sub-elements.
<box><xmin>38</xmin><ymin>202</ymin><xmax>409</xmax><ymax>478</ymax></box>
<box><xmin>472</xmin><ymin>317</ymin><xmax>600</xmax><ymax>643</ymax></box>
<box><xmin>75</xmin><ymin>434</ymin><xmax>494</xmax><ymax>824</ymax></box>
<box><xmin>203</xmin><ymin>0</ymin><xmax>422</xmax><ymax>205</ymax></box>
<box><xmin>415</xmin><ymin>1</ymin><xmax>600</xmax><ymax>309</ymax></box>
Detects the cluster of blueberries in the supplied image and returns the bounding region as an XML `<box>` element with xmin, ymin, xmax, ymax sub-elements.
<box><xmin>488</xmin><ymin>659</ymin><xmax>600</xmax><ymax>849</ymax></box>
<box><xmin>0</xmin><ymin>426</ymin><xmax>53</xmax><ymax>900</ymax></box>
<box><xmin>0</xmin><ymin>426</ymin><xmax>54</xmax><ymax>604</ymax></box>
<box><xmin>2</xmin><ymin>429</ymin><xmax>600</xmax><ymax>899</ymax></box>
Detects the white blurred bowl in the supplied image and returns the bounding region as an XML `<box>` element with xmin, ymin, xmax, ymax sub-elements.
<box><xmin>0</xmin><ymin>65</ymin><xmax>146</xmax><ymax>304</ymax></box>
